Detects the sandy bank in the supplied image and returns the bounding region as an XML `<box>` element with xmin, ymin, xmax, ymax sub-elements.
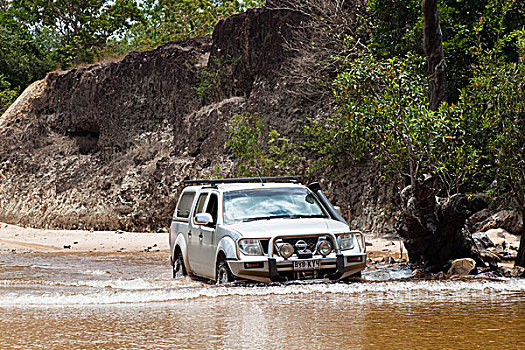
<box><xmin>0</xmin><ymin>222</ymin><xmax>169</xmax><ymax>254</ymax></box>
<box><xmin>0</xmin><ymin>221</ymin><xmax>404</xmax><ymax>256</ymax></box>
<box><xmin>0</xmin><ymin>222</ymin><xmax>406</xmax><ymax>259</ymax></box>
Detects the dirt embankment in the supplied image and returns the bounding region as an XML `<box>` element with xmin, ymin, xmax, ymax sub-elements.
<box><xmin>0</xmin><ymin>6</ymin><xmax>397</xmax><ymax>233</ymax></box>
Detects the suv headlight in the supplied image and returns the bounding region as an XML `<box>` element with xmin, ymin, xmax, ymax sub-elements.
<box><xmin>315</xmin><ymin>236</ymin><xmax>333</xmax><ymax>256</ymax></box>
<box><xmin>337</xmin><ymin>233</ymin><xmax>355</xmax><ymax>250</ymax></box>
<box><xmin>278</xmin><ymin>243</ymin><xmax>294</xmax><ymax>259</ymax></box>
<box><xmin>238</xmin><ymin>239</ymin><xmax>264</xmax><ymax>256</ymax></box>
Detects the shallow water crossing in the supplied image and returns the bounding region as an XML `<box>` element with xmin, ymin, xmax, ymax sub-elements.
<box><xmin>1</xmin><ymin>252</ymin><xmax>524</xmax><ymax>349</ymax></box>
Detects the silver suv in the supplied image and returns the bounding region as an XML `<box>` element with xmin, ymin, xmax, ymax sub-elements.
<box><xmin>169</xmin><ymin>177</ymin><xmax>366</xmax><ymax>283</ymax></box>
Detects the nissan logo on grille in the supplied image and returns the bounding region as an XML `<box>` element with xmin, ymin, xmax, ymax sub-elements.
<box><xmin>295</xmin><ymin>240</ymin><xmax>308</xmax><ymax>251</ymax></box>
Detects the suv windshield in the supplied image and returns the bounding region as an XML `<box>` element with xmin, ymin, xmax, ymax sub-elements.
<box><xmin>223</xmin><ymin>187</ymin><xmax>328</xmax><ymax>224</ymax></box>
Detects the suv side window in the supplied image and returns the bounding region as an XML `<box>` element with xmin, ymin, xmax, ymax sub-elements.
<box><xmin>205</xmin><ymin>193</ymin><xmax>218</xmax><ymax>225</ymax></box>
<box><xmin>194</xmin><ymin>193</ymin><xmax>208</xmax><ymax>218</ymax></box>
<box><xmin>176</xmin><ymin>192</ymin><xmax>195</xmax><ymax>219</ymax></box>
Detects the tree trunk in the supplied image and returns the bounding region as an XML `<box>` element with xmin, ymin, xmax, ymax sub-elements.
<box><xmin>422</xmin><ymin>0</ymin><xmax>447</xmax><ymax>110</ymax></box>
<box><xmin>516</xmin><ymin>220</ymin><xmax>525</xmax><ymax>267</ymax></box>
<box><xmin>395</xmin><ymin>180</ymin><xmax>492</xmax><ymax>272</ymax></box>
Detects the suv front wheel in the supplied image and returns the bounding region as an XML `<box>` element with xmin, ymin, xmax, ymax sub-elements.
<box><xmin>216</xmin><ymin>260</ymin><xmax>235</xmax><ymax>285</ymax></box>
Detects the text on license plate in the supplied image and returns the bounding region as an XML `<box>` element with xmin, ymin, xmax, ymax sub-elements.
<box><xmin>293</xmin><ymin>259</ymin><xmax>321</xmax><ymax>271</ymax></box>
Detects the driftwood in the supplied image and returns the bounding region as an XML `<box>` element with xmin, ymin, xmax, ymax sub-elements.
<box><xmin>395</xmin><ymin>180</ymin><xmax>493</xmax><ymax>272</ymax></box>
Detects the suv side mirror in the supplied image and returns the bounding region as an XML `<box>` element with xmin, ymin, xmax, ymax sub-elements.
<box><xmin>195</xmin><ymin>213</ymin><xmax>214</xmax><ymax>226</ymax></box>
<box><xmin>334</xmin><ymin>206</ymin><xmax>343</xmax><ymax>216</ymax></box>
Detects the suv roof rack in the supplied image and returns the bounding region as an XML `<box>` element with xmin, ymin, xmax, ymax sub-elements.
<box><xmin>183</xmin><ymin>176</ymin><xmax>301</xmax><ymax>185</ymax></box>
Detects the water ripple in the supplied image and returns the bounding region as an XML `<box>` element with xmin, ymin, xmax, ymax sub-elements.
<box><xmin>1</xmin><ymin>278</ymin><xmax>524</xmax><ymax>307</ymax></box>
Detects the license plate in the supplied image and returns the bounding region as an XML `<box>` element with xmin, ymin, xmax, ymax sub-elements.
<box><xmin>293</xmin><ymin>259</ymin><xmax>321</xmax><ymax>271</ymax></box>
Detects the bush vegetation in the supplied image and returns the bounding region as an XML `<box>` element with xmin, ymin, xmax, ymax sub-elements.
<box><xmin>458</xmin><ymin>30</ymin><xmax>525</xmax><ymax>208</ymax></box>
<box><xmin>304</xmin><ymin>53</ymin><xmax>473</xmax><ymax>194</ymax></box>
<box><xmin>226</xmin><ymin>113</ymin><xmax>304</xmax><ymax>177</ymax></box>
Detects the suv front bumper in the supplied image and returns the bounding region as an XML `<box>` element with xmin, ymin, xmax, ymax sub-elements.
<box><xmin>228</xmin><ymin>253</ymin><xmax>366</xmax><ymax>283</ymax></box>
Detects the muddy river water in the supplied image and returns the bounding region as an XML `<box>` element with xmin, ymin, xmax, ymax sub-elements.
<box><xmin>0</xmin><ymin>252</ymin><xmax>524</xmax><ymax>349</ymax></box>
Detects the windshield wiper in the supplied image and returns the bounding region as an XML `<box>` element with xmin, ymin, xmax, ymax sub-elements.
<box><xmin>289</xmin><ymin>214</ymin><xmax>327</xmax><ymax>219</ymax></box>
<box><xmin>241</xmin><ymin>214</ymin><xmax>293</xmax><ymax>222</ymax></box>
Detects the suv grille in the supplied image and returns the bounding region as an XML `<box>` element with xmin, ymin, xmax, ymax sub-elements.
<box><xmin>260</xmin><ymin>236</ymin><xmax>335</xmax><ymax>256</ymax></box>
<box><xmin>282</xmin><ymin>237</ymin><xmax>320</xmax><ymax>251</ymax></box>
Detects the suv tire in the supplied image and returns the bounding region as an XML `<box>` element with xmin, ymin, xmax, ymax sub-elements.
<box><xmin>216</xmin><ymin>259</ymin><xmax>235</xmax><ymax>285</ymax></box>
<box><xmin>173</xmin><ymin>251</ymin><xmax>187</xmax><ymax>278</ymax></box>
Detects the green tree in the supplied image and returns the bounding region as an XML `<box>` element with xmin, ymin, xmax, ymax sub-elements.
<box><xmin>304</xmin><ymin>52</ymin><xmax>494</xmax><ymax>268</ymax></box>
<box><xmin>119</xmin><ymin>0</ymin><xmax>265</xmax><ymax>52</ymax></box>
<box><xmin>323</xmin><ymin>33</ymin><xmax>525</xmax><ymax>267</ymax></box>
<box><xmin>13</xmin><ymin>0</ymin><xmax>143</xmax><ymax>67</ymax></box>
<box><xmin>458</xmin><ymin>30</ymin><xmax>525</xmax><ymax>266</ymax></box>
<box><xmin>306</xmin><ymin>53</ymin><xmax>471</xmax><ymax>192</ymax></box>
<box><xmin>368</xmin><ymin>0</ymin><xmax>525</xmax><ymax>100</ymax></box>
<box><xmin>0</xmin><ymin>4</ymin><xmax>53</xmax><ymax>86</ymax></box>
<box><xmin>0</xmin><ymin>2</ymin><xmax>54</xmax><ymax>111</ymax></box>
<box><xmin>0</xmin><ymin>73</ymin><xmax>19</xmax><ymax>113</ymax></box>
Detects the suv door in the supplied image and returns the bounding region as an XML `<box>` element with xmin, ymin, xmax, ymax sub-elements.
<box><xmin>187</xmin><ymin>191</ymin><xmax>220</xmax><ymax>279</ymax></box>
<box><xmin>200</xmin><ymin>192</ymin><xmax>219</xmax><ymax>278</ymax></box>
<box><xmin>187</xmin><ymin>192</ymin><xmax>208</xmax><ymax>276</ymax></box>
